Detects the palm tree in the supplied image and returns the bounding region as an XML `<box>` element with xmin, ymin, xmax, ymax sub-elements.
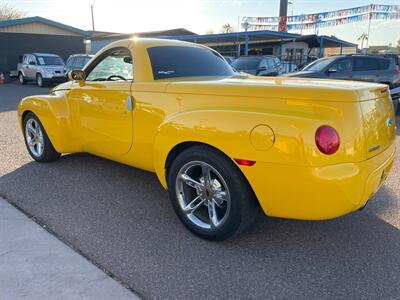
<box><xmin>358</xmin><ymin>33</ymin><xmax>369</xmax><ymax>53</ymax></box>
<box><xmin>221</xmin><ymin>23</ymin><xmax>233</xmax><ymax>33</ymax></box>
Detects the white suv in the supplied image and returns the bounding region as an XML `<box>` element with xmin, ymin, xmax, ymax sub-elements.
<box><xmin>18</xmin><ymin>53</ymin><xmax>67</xmax><ymax>87</ymax></box>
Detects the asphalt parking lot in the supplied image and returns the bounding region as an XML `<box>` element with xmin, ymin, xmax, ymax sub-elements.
<box><xmin>1</xmin><ymin>80</ymin><xmax>400</xmax><ymax>299</ymax></box>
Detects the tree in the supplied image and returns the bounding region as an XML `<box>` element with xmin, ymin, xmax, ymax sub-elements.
<box><xmin>0</xmin><ymin>3</ymin><xmax>26</xmax><ymax>21</ymax></box>
<box><xmin>357</xmin><ymin>33</ymin><xmax>368</xmax><ymax>51</ymax></box>
<box><xmin>221</xmin><ymin>23</ymin><xmax>233</xmax><ymax>33</ymax></box>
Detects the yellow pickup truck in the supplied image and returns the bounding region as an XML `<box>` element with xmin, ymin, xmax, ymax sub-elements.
<box><xmin>18</xmin><ymin>38</ymin><xmax>396</xmax><ymax>240</ymax></box>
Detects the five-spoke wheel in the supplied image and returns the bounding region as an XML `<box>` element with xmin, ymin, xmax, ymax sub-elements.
<box><xmin>168</xmin><ymin>145</ymin><xmax>259</xmax><ymax>240</ymax></box>
<box><xmin>25</xmin><ymin>118</ymin><xmax>44</xmax><ymax>158</ymax></box>
<box><xmin>23</xmin><ymin>112</ymin><xmax>60</xmax><ymax>162</ymax></box>
<box><xmin>176</xmin><ymin>161</ymin><xmax>231</xmax><ymax>230</ymax></box>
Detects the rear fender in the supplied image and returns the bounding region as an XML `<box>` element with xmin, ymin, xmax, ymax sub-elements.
<box><xmin>153</xmin><ymin>102</ymin><xmax>366</xmax><ymax>188</ymax></box>
<box><xmin>153</xmin><ymin>109</ymin><xmax>282</xmax><ymax>188</ymax></box>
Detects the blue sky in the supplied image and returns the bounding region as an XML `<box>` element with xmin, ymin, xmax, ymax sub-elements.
<box><xmin>7</xmin><ymin>0</ymin><xmax>400</xmax><ymax>46</ymax></box>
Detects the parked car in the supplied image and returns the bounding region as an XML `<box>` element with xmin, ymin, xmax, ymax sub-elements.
<box><xmin>18</xmin><ymin>39</ymin><xmax>396</xmax><ymax>240</ymax></box>
<box><xmin>286</xmin><ymin>55</ymin><xmax>400</xmax><ymax>108</ymax></box>
<box><xmin>287</xmin><ymin>55</ymin><xmax>400</xmax><ymax>87</ymax></box>
<box><xmin>231</xmin><ymin>55</ymin><xmax>284</xmax><ymax>76</ymax></box>
<box><xmin>66</xmin><ymin>54</ymin><xmax>94</xmax><ymax>72</ymax></box>
<box><xmin>18</xmin><ymin>53</ymin><xmax>67</xmax><ymax>87</ymax></box>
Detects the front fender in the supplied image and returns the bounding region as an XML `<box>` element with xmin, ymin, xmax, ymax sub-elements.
<box><xmin>17</xmin><ymin>92</ymin><xmax>80</xmax><ymax>153</ymax></box>
<box><xmin>152</xmin><ymin>109</ymin><xmax>282</xmax><ymax>188</ymax></box>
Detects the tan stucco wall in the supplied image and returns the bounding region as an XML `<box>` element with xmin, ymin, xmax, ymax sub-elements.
<box><xmin>0</xmin><ymin>22</ymin><xmax>81</xmax><ymax>36</ymax></box>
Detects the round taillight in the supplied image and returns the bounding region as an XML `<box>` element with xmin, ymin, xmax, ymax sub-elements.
<box><xmin>315</xmin><ymin>125</ymin><xmax>340</xmax><ymax>155</ymax></box>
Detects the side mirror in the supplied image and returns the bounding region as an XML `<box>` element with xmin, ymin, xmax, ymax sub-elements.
<box><xmin>68</xmin><ymin>69</ymin><xmax>86</xmax><ymax>81</ymax></box>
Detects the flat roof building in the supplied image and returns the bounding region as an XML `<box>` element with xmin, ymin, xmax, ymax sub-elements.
<box><xmin>0</xmin><ymin>16</ymin><xmax>90</xmax><ymax>73</ymax></box>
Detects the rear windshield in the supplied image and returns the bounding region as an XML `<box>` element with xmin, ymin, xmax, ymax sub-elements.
<box><xmin>302</xmin><ymin>57</ymin><xmax>336</xmax><ymax>71</ymax></box>
<box><xmin>37</xmin><ymin>56</ymin><xmax>64</xmax><ymax>66</ymax></box>
<box><xmin>231</xmin><ymin>57</ymin><xmax>262</xmax><ymax>70</ymax></box>
<box><xmin>147</xmin><ymin>46</ymin><xmax>234</xmax><ymax>80</ymax></box>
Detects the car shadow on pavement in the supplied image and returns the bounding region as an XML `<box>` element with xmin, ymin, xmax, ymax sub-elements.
<box><xmin>1</xmin><ymin>152</ymin><xmax>400</xmax><ymax>299</ymax></box>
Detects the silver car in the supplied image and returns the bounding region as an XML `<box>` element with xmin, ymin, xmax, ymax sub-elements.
<box><xmin>231</xmin><ymin>55</ymin><xmax>284</xmax><ymax>76</ymax></box>
<box><xmin>18</xmin><ymin>53</ymin><xmax>67</xmax><ymax>87</ymax></box>
<box><xmin>65</xmin><ymin>54</ymin><xmax>94</xmax><ymax>72</ymax></box>
<box><xmin>286</xmin><ymin>55</ymin><xmax>400</xmax><ymax>89</ymax></box>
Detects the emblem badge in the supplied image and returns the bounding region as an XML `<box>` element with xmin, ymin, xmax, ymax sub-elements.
<box><xmin>386</xmin><ymin>117</ymin><xmax>392</xmax><ymax>127</ymax></box>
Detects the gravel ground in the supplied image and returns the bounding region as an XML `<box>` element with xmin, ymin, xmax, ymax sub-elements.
<box><xmin>1</xmin><ymin>81</ymin><xmax>400</xmax><ymax>299</ymax></box>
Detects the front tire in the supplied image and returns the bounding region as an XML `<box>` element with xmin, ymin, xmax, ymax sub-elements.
<box><xmin>23</xmin><ymin>112</ymin><xmax>60</xmax><ymax>162</ymax></box>
<box><xmin>167</xmin><ymin>145</ymin><xmax>259</xmax><ymax>240</ymax></box>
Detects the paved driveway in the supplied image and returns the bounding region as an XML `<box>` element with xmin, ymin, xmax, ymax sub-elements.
<box><xmin>1</xmin><ymin>81</ymin><xmax>400</xmax><ymax>299</ymax></box>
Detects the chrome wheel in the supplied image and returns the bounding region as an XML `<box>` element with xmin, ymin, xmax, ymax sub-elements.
<box><xmin>25</xmin><ymin>118</ymin><xmax>44</xmax><ymax>158</ymax></box>
<box><xmin>175</xmin><ymin>161</ymin><xmax>231</xmax><ymax>229</ymax></box>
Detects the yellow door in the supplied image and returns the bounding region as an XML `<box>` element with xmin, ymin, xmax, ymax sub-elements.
<box><xmin>69</xmin><ymin>46</ymin><xmax>134</xmax><ymax>157</ymax></box>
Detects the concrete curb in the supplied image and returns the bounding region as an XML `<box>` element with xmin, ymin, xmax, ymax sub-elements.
<box><xmin>0</xmin><ymin>197</ymin><xmax>139</xmax><ymax>300</ymax></box>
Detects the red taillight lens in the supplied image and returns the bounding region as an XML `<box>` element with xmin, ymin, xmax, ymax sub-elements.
<box><xmin>234</xmin><ymin>159</ymin><xmax>256</xmax><ymax>166</ymax></box>
<box><xmin>315</xmin><ymin>125</ymin><xmax>340</xmax><ymax>155</ymax></box>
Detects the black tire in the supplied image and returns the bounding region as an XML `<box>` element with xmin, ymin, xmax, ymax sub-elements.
<box><xmin>36</xmin><ymin>73</ymin><xmax>45</xmax><ymax>87</ymax></box>
<box><xmin>167</xmin><ymin>145</ymin><xmax>260</xmax><ymax>241</ymax></box>
<box><xmin>23</xmin><ymin>112</ymin><xmax>61</xmax><ymax>162</ymax></box>
<box><xmin>18</xmin><ymin>72</ymin><xmax>26</xmax><ymax>85</ymax></box>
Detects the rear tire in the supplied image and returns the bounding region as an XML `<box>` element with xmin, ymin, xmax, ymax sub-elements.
<box><xmin>18</xmin><ymin>72</ymin><xmax>26</xmax><ymax>85</ymax></box>
<box><xmin>167</xmin><ymin>145</ymin><xmax>260</xmax><ymax>240</ymax></box>
<box><xmin>23</xmin><ymin>112</ymin><xmax>61</xmax><ymax>162</ymax></box>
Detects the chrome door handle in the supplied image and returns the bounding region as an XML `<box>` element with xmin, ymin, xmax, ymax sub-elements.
<box><xmin>126</xmin><ymin>96</ymin><xmax>134</xmax><ymax>111</ymax></box>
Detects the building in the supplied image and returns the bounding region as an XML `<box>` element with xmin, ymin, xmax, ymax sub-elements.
<box><xmin>168</xmin><ymin>31</ymin><xmax>357</xmax><ymax>70</ymax></box>
<box><xmin>88</xmin><ymin>28</ymin><xmax>197</xmax><ymax>54</ymax></box>
<box><xmin>0</xmin><ymin>16</ymin><xmax>357</xmax><ymax>74</ymax></box>
<box><xmin>0</xmin><ymin>16</ymin><xmax>90</xmax><ymax>73</ymax></box>
<box><xmin>89</xmin><ymin>29</ymin><xmax>356</xmax><ymax>71</ymax></box>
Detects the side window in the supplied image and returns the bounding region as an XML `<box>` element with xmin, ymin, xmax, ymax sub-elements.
<box><xmin>74</xmin><ymin>56</ymin><xmax>85</xmax><ymax>69</ymax></box>
<box><xmin>28</xmin><ymin>55</ymin><xmax>37</xmax><ymax>65</ymax></box>
<box><xmin>354</xmin><ymin>57</ymin><xmax>388</xmax><ymax>71</ymax></box>
<box><xmin>377</xmin><ymin>58</ymin><xmax>390</xmax><ymax>70</ymax></box>
<box><xmin>329</xmin><ymin>58</ymin><xmax>352</xmax><ymax>73</ymax></box>
<box><xmin>66</xmin><ymin>57</ymin><xmax>75</xmax><ymax>68</ymax></box>
<box><xmin>86</xmin><ymin>48</ymin><xmax>133</xmax><ymax>82</ymax></box>
<box><xmin>266</xmin><ymin>59</ymin><xmax>274</xmax><ymax>68</ymax></box>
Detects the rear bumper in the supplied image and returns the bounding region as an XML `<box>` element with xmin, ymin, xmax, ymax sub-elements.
<box><xmin>240</xmin><ymin>143</ymin><xmax>396</xmax><ymax>220</ymax></box>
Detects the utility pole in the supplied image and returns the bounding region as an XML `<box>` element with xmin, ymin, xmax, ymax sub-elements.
<box><xmin>279</xmin><ymin>0</ymin><xmax>288</xmax><ymax>32</ymax></box>
<box><xmin>91</xmin><ymin>0</ymin><xmax>96</xmax><ymax>31</ymax></box>
<box><xmin>288</xmin><ymin>1</ymin><xmax>294</xmax><ymax>16</ymax></box>
<box><xmin>365</xmin><ymin>4</ymin><xmax>373</xmax><ymax>52</ymax></box>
